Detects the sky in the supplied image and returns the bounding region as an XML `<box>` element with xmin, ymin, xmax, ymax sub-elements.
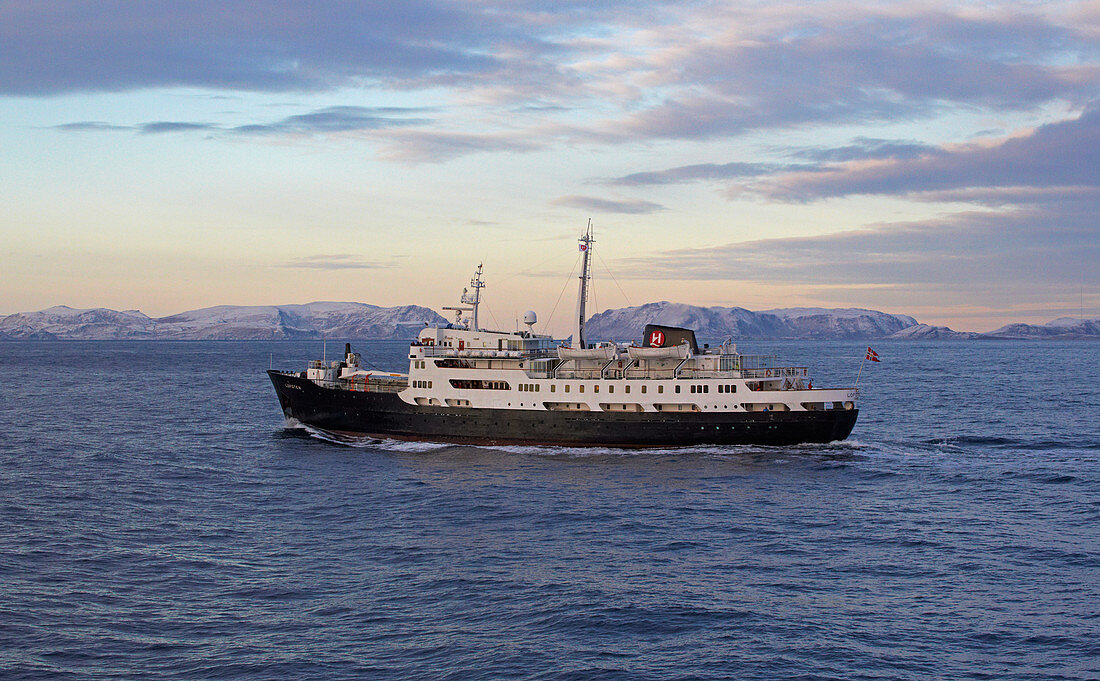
<box><xmin>2</xmin><ymin>0</ymin><xmax>1098</xmax><ymax>334</ymax></box>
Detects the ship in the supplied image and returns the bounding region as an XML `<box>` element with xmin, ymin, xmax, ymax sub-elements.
<box><xmin>268</xmin><ymin>226</ymin><xmax>859</xmax><ymax>447</ymax></box>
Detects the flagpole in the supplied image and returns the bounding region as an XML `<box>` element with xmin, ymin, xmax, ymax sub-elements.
<box><xmin>856</xmin><ymin>352</ymin><xmax>866</xmax><ymax>387</ymax></box>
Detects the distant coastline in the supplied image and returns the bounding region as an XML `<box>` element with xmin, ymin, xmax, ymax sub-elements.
<box><xmin>1</xmin><ymin>302</ymin><xmax>1097</xmax><ymax>341</ymax></box>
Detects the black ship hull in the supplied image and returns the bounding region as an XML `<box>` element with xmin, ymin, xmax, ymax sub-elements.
<box><xmin>269</xmin><ymin>370</ymin><xmax>858</xmax><ymax>447</ymax></box>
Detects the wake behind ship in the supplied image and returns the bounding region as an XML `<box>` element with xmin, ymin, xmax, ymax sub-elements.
<box><xmin>269</xmin><ymin>227</ymin><xmax>859</xmax><ymax>447</ymax></box>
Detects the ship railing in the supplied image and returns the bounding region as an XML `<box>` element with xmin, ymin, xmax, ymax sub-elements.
<box><xmin>549</xmin><ymin>370</ymin><xmax>608</xmax><ymax>380</ymax></box>
<box><xmin>737</xmin><ymin>354</ymin><xmax>780</xmax><ymax>369</ymax></box>
<box><xmin>737</xmin><ymin>366</ymin><xmax>809</xmax><ymax>379</ymax></box>
<box><xmin>415</xmin><ymin>346</ymin><xmax>559</xmax><ymax>360</ymax></box>
<box><xmin>338</xmin><ymin>376</ymin><xmax>409</xmax><ymax>393</ymax></box>
<box><xmin>534</xmin><ymin>365</ymin><xmax>810</xmax><ymax>381</ymax></box>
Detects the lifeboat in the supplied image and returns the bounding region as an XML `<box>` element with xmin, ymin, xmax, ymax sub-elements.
<box><xmin>626</xmin><ymin>342</ymin><xmax>691</xmax><ymax>361</ymax></box>
<box><xmin>556</xmin><ymin>344</ymin><xmax>617</xmax><ymax>361</ymax></box>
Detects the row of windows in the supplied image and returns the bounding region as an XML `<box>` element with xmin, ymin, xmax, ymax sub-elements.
<box><xmin>412</xmin><ymin>380</ymin><xmax>433</xmax><ymax>389</ymax></box>
<box><xmin>559</xmin><ymin>384</ymin><xmax>660</xmax><ymax>394</ymax></box>
<box><xmin>443</xmin><ymin>380</ymin><xmax>739</xmax><ymax>395</ymax></box>
<box><xmin>449</xmin><ymin>379</ymin><xmax>510</xmax><ymax>390</ymax></box>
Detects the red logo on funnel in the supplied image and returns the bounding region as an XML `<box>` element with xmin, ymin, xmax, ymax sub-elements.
<box><xmin>649</xmin><ymin>330</ymin><xmax>665</xmax><ymax>347</ymax></box>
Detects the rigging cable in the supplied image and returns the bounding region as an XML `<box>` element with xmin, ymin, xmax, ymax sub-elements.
<box><xmin>595</xmin><ymin>249</ymin><xmax>633</xmax><ymax>308</ymax></box>
<box><xmin>541</xmin><ymin>252</ymin><xmax>582</xmax><ymax>338</ymax></box>
<box><xmin>483</xmin><ymin>301</ymin><xmax>502</xmax><ymax>332</ymax></box>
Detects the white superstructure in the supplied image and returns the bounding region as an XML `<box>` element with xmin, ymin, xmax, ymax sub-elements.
<box><xmin>389</xmin><ymin>229</ymin><xmax>858</xmax><ymax>415</ymax></box>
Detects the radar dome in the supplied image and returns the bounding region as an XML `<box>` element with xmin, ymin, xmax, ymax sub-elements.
<box><xmin>523</xmin><ymin>310</ymin><xmax>537</xmax><ymax>326</ymax></box>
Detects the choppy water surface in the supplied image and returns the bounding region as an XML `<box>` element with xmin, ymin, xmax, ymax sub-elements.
<box><xmin>1</xmin><ymin>340</ymin><xmax>1097</xmax><ymax>680</ymax></box>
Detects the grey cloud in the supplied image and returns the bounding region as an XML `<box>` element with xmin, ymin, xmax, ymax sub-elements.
<box><xmin>607</xmin><ymin>140</ymin><xmax>937</xmax><ymax>188</ymax></box>
<box><xmin>611</xmin><ymin>162</ymin><xmax>779</xmax><ymax>186</ymax></box>
<box><xmin>0</xmin><ymin>0</ymin><xmax>643</xmax><ymax>97</ymax></box>
<box><xmin>551</xmin><ymin>195</ymin><xmax>666</xmax><ymax>214</ymax></box>
<box><xmin>377</xmin><ymin>130</ymin><xmax>541</xmax><ymax>163</ymax></box>
<box><xmin>608</xmin><ymin>9</ymin><xmax>1099</xmax><ymax>141</ymax></box>
<box><xmin>56</xmin><ymin>119</ymin><xmax>218</xmax><ymax>134</ymax></box>
<box><xmin>791</xmin><ymin>138</ymin><xmax>941</xmax><ymax>163</ymax></box>
<box><xmin>282</xmin><ymin>255</ymin><xmax>396</xmax><ymax>270</ymax></box>
<box><xmin>753</xmin><ymin>107</ymin><xmax>1100</xmax><ymax>201</ymax></box>
<box><xmin>610</xmin><ymin>204</ymin><xmax>1099</xmax><ymax>295</ymax></box>
<box><xmin>14</xmin><ymin>2</ymin><xmax>1100</xmax><ymax>165</ymax></box>
<box><xmin>614</xmin><ymin>93</ymin><xmax>918</xmax><ymax>142</ymax></box>
<box><xmin>0</xmin><ymin>1</ymin><xmax>509</xmax><ymax>95</ymax></box>
<box><xmin>53</xmin><ymin>106</ymin><xmax>430</xmax><ymax>138</ymax></box>
<box><xmin>53</xmin><ymin>121</ymin><xmax>129</xmax><ymax>132</ymax></box>
<box><xmin>914</xmin><ymin>186</ymin><xmax>1100</xmax><ymax>207</ymax></box>
<box><xmin>230</xmin><ymin>106</ymin><xmax>432</xmax><ymax>135</ymax></box>
<box><xmin>139</xmin><ymin>121</ymin><xmax>219</xmax><ymax>134</ymax></box>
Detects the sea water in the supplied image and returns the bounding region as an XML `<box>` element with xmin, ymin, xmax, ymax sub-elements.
<box><xmin>0</xmin><ymin>340</ymin><xmax>1097</xmax><ymax>680</ymax></box>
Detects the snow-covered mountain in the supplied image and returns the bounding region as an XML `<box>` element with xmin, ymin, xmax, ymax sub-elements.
<box><xmin>0</xmin><ymin>303</ymin><xmax>447</xmax><ymax>340</ymax></box>
<box><xmin>985</xmin><ymin>317</ymin><xmax>1100</xmax><ymax>339</ymax></box>
<box><xmin>3</xmin><ymin>302</ymin><xmax>1097</xmax><ymax>341</ymax></box>
<box><xmin>585</xmin><ymin>302</ymin><xmax>919</xmax><ymax>341</ymax></box>
<box><xmin>0</xmin><ymin>306</ymin><xmax>154</xmax><ymax>340</ymax></box>
<box><xmin>886</xmin><ymin>324</ymin><xmax>981</xmax><ymax>340</ymax></box>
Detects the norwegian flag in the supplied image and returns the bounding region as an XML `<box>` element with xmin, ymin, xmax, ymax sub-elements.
<box><xmin>866</xmin><ymin>347</ymin><xmax>881</xmax><ymax>362</ymax></box>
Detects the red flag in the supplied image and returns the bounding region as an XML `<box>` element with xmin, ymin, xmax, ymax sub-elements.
<box><xmin>866</xmin><ymin>347</ymin><xmax>880</xmax><ymax>362</ymax></box>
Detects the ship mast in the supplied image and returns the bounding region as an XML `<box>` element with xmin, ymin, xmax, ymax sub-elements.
<box><xmin>464</xmin><ymin>263</ymin><xmax>485</xmax><ymax>331</ymax></box>
<box><xmin>443</xmin><ymin>263</ymin><xmax>485</xmax><ymax>331</ymax></box>
<box><xmin>573</xmin><ymin>220</ymin><xmax>594</xmax><ymax>349</ymax></box>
